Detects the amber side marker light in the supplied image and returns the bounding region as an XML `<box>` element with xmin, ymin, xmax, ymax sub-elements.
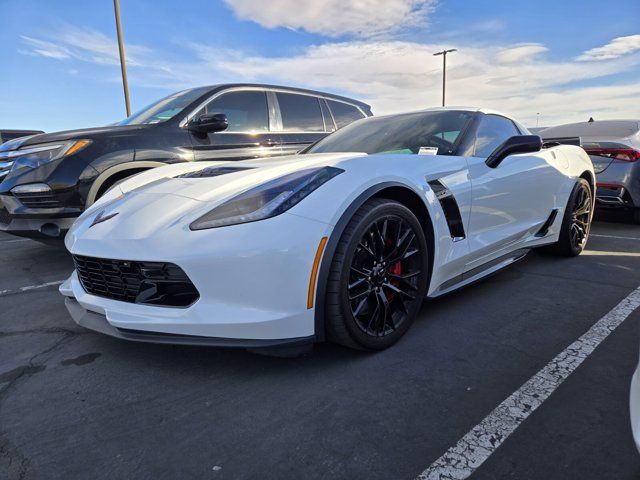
<box><xmin>65</xmin><ymin>139</ymin><xmax>92</xmax><ymax>157</ymax></box>
<box><xmin>307</xmin><ymin>236</ymin><xmax>328</xmax><ymax>309</ymax></box>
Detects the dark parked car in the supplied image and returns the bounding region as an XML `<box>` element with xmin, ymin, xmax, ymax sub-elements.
<box><xmin>0</xmin><ymin>129</ymin><xmax>44</xmax><ymax>145</ymax></box>
<box><xmin>540</xmin><ymin>120</ymin><xmax>640</xmax><ymax>223</ymax></box>
<box><xmin>0</xmin><ymin>84</ymin><xmax>372</xmax><ymax>240</ymax></box>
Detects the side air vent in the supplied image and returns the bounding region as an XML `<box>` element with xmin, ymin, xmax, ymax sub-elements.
<box><xmin>427</xmin><ymin>179</ymin><xmax>466</xmax><ymax>240</ymax></box>
<box><xmin>177</xmin><ymin>166</ymin><xmax>254</xmax><ymax>179</ymax></box>
<box><xmin>535</xmin><ymin>209</ymin><xmax>559</xmax><ymax>237</ymax></box>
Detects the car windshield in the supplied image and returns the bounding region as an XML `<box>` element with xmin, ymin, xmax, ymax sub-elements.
<box><xmin>306</xmin><ymin>111</ymin><xmax>473</xmax><ymax>155</ymax></box>
<box><xmin>118</xmin><ymin>87</ymin><xmax>210</xmax><ymax>125</ymax></box>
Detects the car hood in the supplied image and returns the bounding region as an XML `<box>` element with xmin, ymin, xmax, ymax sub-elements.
<box><xmin>111</xmin><ymin>152</ymin><xmax>364</xmax><ymax>202</ymax></box>
<box><xmin>66</xmin><ymin>152</ymin><xmax>364</xmax><ymax>248</ymax></box>
<box><xmin>0</xmin><ymin>124</ymin><xmax>148</xmax><ymax>152</ymax></box>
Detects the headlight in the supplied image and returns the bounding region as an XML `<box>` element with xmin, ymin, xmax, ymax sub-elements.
<box><xmin>190</xmin><ymin>166</ymin><xmax>344</xmax><ymax>230</ymax></box>
<box><xmin>1</xmin><ymin>139</ymin><xmax>91</xmax><ymax>173</ymax></box>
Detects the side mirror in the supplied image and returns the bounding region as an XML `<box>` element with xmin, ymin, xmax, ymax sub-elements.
<box><xmin>485</xmin><ymin>135</ymin><xmax>542</xmax><ymax>168</ymax></box>
<box><xmin>188</xmin><ymin>113</ymin><xmax>228</xmax><ymax>134</ymax></box>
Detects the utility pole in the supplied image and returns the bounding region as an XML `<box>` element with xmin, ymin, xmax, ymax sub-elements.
<box><xmin>113</xmin><ymin>0</ymin><xmax>131</xmax><ymax>116</ymax></box>
<box><xmin>433</xmin><ymin>49</ymin><xmax>457</xmax><ymax>107</ymax></box>
<box><xmin>536</xmin><ymin>113</ymin><xmax>540</xmax><ymax>128</ymax></box>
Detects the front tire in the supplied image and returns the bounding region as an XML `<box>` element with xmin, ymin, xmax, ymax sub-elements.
<box><xmin>545</xmin><ymin>178</ymin><xmax>593</xmax><ymax>256</ymax></box>
<box><xmin>325</xmin><ymin>199</ymin><xmax>429</xmax><ymax>350</ymax></box>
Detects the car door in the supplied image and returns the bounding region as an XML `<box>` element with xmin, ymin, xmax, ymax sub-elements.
<box><xmin>271</xmin><ymin>91</ymin><xmax>331</xmax><ymax>155</ymax></box>
<box><xmin>188</xmin><ymin>89</ymin><xmax>283</xmax><ymax>161</ymax></box>
<box><xmin>466</xmin><ymin>114</ymin><xmax>559</xmax><ymax>260</ymax></box>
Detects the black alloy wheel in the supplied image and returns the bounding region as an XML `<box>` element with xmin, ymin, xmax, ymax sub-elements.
<box><xmin>570</xmin><ymin>180</ymin><xmax>592</xmax><ymax>251</ymax></box>
<box><xmin>325</xmin><ymin>198</ymin><xmax>429</xmax><ymax>350</ymax></box>
<box><xmin>543</xmin><ymin>178</ymin><xmax>593</xmax><ymax>256</ymax></box>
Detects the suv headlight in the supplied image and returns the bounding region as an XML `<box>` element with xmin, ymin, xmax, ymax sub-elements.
<box><xmin>1</xmin><ymin>139</ymin><xmax>91</xmax><ymax>174</ymax></box>
<box><xmin>190</xmin><ymin>166</ymin><xmax>344</xmax><ymax>230</ymax></box>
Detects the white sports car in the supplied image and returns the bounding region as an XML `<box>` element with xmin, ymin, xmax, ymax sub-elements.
<box><xmin>60</xmin><ymin>108</ymin><xmax>595</xmax><ymax>353</ymax></box>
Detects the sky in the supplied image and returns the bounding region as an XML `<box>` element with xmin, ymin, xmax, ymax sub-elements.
<box><xmin>1</xmin><ymin>0</ymin><xmax>639</xmax><ymax>132</ymax></box>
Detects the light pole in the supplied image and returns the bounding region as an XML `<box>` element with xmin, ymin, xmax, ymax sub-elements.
<box><xmin>113</xmin><ymin>0</ymin><xmax>131</xmax><ymax>117</ymax></box>
<box><xmin>536</xmin><ymin>113</ymin><xmax>540</xmax><ymax>128</ymax></box>
<box><xmin>433</xmin><ymin>48</ymin><xmax>457</xmax><ymax>107</ymax></box>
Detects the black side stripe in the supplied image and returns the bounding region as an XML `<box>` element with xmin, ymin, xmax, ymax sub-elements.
<box><xmin>427</xmin><ymin>179</ymin><xmax>466</xmax><ymax>240</ymax></box>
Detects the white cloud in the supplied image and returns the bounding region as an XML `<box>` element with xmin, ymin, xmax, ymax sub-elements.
<box><xmin>19</xmin><ymin>28</ymin><xmax>640</xmax><ymax>126</ymax></box>
<box><xmin>577</xmin><ymin>34</ymin><xmax>640</xmax><ymax>61</ymax></box>
<box><xmin>186</xmin><ymin>40</ymin><xmax>640</xmax><ymax>124</ymax></box>
<box><xmin>20</xmin><ymin>36</ymin><xmax>71</xmax><ymax>59</ymax></box>
<box><xmin>495</xmin><ymin>44</ymin><xmax>548</xmax><ymax>64</ymax></box>
<box><xmin>223</xmin><ymin>0</ymin><xmax>436</xmax><ymax>37</ymax></box>
<box><xmin>22</xmin><ymin>27</ymin><xmax>157</xmax><ymax>67</ymax></box>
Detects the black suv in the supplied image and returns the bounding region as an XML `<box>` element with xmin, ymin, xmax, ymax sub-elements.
<box><xmin>0</xmin><ymin>84</ymin><xmax>372</xmax><ymax>240</ymax></box>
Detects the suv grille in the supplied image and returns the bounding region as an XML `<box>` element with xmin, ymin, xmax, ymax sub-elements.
<box><xmin>13</xmin><ymin>192</ymin><xmax>62</xmax><ymax>208</ymax></box>
<box><xmin>72</xmin><ymin>255</ymin><xmax>199</xmax><ymax>307</ymax></box>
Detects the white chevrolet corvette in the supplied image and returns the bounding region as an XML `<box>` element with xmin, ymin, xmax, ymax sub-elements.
<box><xmin>60</xmin><ymin>108</ymin><xmax>595</xmax><ymax>353</ymax></box>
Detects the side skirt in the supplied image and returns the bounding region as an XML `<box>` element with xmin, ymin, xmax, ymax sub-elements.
<box><xmin>429</xmin><ymin>248</ymin><xmax>530</xmax><ymax>298</ymax></box>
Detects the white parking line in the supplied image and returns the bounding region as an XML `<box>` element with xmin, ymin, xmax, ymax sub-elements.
<box><xmin>591</xmin><ymin>234</ymin><xmax>640</xmax><ymax>241</ymax></box>
<box><xmin>417</xmin><ymin>285</ymin><xmax>640</xmax><ymax>480</ymax></box>
<box><xmin>0</xmin><ymin>280</ymin><xmax>65</xmax><ymax>296</ymax></box>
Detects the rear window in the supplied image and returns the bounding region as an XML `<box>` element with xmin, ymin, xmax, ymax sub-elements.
<box><xmin>327</xmin><ymin>100</ymin><xmax>365</xmax><ymax>129</ymax></box>
<box><xmin>276</xmin><ymin>93</ymin><xmax>325</xmax><ymax>132</ymax></box>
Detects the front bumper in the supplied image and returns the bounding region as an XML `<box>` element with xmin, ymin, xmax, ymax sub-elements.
<box><xmin>62</xmin><ymin>210</ymin><xmax>333</xmax><ymax>344</ymax></box>
<box><xmin>0</xmin><ymin>211</ymin><xmax>77</xmax><ymax>239</ymax></box>
<box><xmin>64</xmin><ymin>296</ymin><xmax>314</xmax><ymax>348</ymax></box>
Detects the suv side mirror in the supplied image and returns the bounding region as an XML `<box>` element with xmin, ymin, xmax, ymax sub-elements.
<box><xmin>485</xmin><ymin>135</ymin><xmax>542</xmax><ymax>168</ymax></box>
<box><xmin>188</xmin><ymin>113</ymin><xmax>228</xmax><ymax>134</ymax></box>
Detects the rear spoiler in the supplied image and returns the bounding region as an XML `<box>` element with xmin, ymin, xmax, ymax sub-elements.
<box><xmin>541</xmin><ymin>136</ymin><xmax>582</xmax><ymax>148</ymax></box>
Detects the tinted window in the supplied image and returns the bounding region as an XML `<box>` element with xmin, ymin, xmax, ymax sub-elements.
<box><xmin>327</xmin><ymin>100</ymin><xmax>365</xmax><ymax>129</ymax></box>
<box><xmin>474</xmin><ymin>115</ymin><xmax>519</xmax><ymax>157</ymax></box>
<box><xmin>205</xmin><ymin>91</ymin><xmax>269</xmax><ymax>132</ymax></box>
<box><xmin>276</xmin><ymin>93</ymin><xmax>324</xmax><ymax>132</ymax></box>
<box><xmin>307</xmin><ymin>111</ymin><xmax>472</xmax><ymax>155</ymax></box>
<box><xmin>119</xmin><ymin>87</ymin><xmax>209</xmax><ymax>125</ymax></box>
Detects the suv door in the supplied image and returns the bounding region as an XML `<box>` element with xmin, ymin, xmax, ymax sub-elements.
<box><xmin>188</xmin><ymin>89</ymin><xmax>282</xmax><ymax>161</ymax></box>
<box><xmin>272</xmin><ymin>91</ymin><xmax>329</xmax><ymax>155</ymax></box>
<box><xmin>466</xmin><ymin>114</ymin><xmax>559</xmax><ymax>258</ymax></box>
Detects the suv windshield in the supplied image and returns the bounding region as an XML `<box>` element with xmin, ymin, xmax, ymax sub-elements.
<box><xmin>306</xmin><ymin>111</ymin><xmax>472</xmax><ymax>155</ymax></box>
<box><xmin>118</xmin><ymin>87</ymin><xmax>210</xmax><ymax>125</ymax></box>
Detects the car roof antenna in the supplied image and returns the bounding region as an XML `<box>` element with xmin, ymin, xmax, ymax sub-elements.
<box><xmin>588</xmin><ymin>117</ymin><xmax>594</xmax><ymax>123</ymax></box>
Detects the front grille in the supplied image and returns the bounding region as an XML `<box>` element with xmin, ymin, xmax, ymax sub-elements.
<box><xmin>73</xmin><ymin>255</ymin><xmax>199</xmax><ymax>307</ymax></box>
<box><xmin>0</xmin><ymin>206</ymin><xmax>10</xmax><ymax>225</ymax></box>
<box><xmin>13</xmin><ymin>192</ymin><xmax>62</xmax><ymax>208</ymax></box>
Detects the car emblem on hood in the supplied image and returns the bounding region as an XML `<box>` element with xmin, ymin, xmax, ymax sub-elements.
<box><xmin>90</xmin><ymin>210</ymin><xmax>119</xmax><ymax>228</ymax></box>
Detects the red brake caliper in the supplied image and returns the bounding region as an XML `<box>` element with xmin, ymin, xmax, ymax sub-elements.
<box><xmin>385</xmin><ymin>236</ymin><xmax>402</xmax><ymax>301</ymax></box>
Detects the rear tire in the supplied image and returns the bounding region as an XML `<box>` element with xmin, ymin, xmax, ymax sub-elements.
<box><xmin>544</xmin><ymin>178</ymin><xmax>593</xmax><ymax>256</ymax></box>
<box><xmin>325</xmin><ymin>198</ymin><xmax>429</xmax><ymax>350</ymax></box>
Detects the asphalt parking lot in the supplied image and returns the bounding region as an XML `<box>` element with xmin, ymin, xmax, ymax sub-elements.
<box><xmin>1</xmin><ymin>212</ymin><xmax>639</xmax><ymax>480</ymax></box>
